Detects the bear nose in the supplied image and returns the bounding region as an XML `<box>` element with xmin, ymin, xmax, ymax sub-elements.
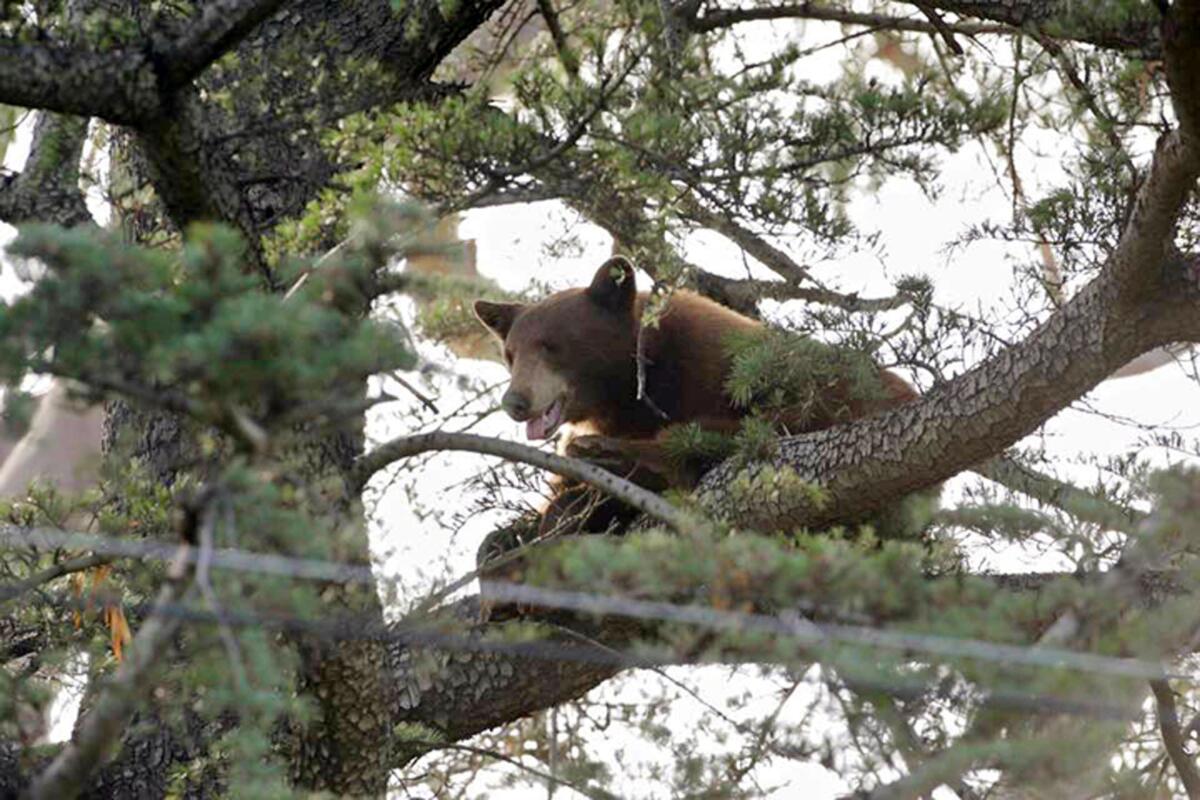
<box><xmin>501</xmin><ymin>390</ymin><xmax>531</xmax><ymax>420</ymax></box>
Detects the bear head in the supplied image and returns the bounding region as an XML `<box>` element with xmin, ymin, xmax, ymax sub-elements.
<box><xmin>474</xmin><ymin>256</ymin><xmax>640</xmax><ymax>439</ymax></box>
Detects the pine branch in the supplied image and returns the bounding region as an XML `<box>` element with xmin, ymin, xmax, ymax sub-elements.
<box><xmin>689</xmin><ymin>3</ymin><xmax>1010</xmax><ymax>39</ymax></box>
<box><xmin>0</xmin><ymin>553</ymin><xmax>109</xmax><ymax>607</ymax></box>
<box><xmin>973</xmin><ymin>454</ymin><xmax>1143</xmax><ymax>534</ymax></box>
<box><xmin>25</xmin><ymin>545</ymin><xmax>195</xmax><ymax>800</ymax></box>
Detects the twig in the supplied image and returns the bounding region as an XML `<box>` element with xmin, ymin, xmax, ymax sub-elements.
<box><xmin>0</xmin><ymin>552</ymin><xmax>110</xmax><ymax>607</ymax></box>
<box><xmin>407</xmin><ymin>739</ymin><xmax>620</xmax><ymax>800</ymax></box>
<box><xmin>1151</xmin><ymin>679</ymin><xmax>1200</xmax><ymax>799</ymax></box>
<box><xmin>914</xmin><ymin>2</ymin><xmax>965</xmax><ymax>54</ymax></box>
<box><xmin>196</xmin><ymin>495</ymin><xmax>249</xmax><ymax>691</ymax></box>
<box><xmin>389</xmin><ymin>373</ymin><xmax>439</xmax><ymax>414</ymax></box>
<box><xmin>972</xmin><ymin>454</ymin><xmax>1143</xmax><ymax>533</ymax></box>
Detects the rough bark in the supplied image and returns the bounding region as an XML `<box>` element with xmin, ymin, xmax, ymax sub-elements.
<box><xmin>686</xmin><ymin>1</ymin><xmax>1164</xmax><ymax>57</ymax></box>
<box><xmin>917</xmin><ymin>0</ymin><xmax>1163</xmax><ymax>54</ymax></box>
<box><xmin>695</xmin><ymin>133</ymin><xmax>1200</xmax><ymax>530</ymax></box>
<box><xmin>0</xmin><ymin>113</ymin><xmax>93</xmax><ymax>227</ymax></box>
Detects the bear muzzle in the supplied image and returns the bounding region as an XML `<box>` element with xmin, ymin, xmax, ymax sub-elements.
<box><xmin>501</xmin><ymin>389</ymin><xmax>531</xmax><ymax>421</ymax></box>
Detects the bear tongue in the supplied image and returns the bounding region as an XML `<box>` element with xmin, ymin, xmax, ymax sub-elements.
<box><xmin>526</xmin><ymin>399</ymin><xmax>563</xmax><ymax>440</ymax></box>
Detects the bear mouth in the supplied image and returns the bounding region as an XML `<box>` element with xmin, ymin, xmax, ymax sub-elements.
<box><xmin>526</xmin><ymin>397</ymin><xmax>565</xmax><ymax>440</ymax></box>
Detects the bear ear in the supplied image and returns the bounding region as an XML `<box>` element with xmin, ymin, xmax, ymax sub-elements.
<box><xmin>586</xmin><ymin>256</ymin><xmax>636</xmax><ymax>314</ymax></box>
<box><xmin>473</xmin><ymin>300</ymin><xmax>523</xmax><ymax>338</ymax></box>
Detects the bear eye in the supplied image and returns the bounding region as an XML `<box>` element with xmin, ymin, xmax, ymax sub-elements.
<box><xmin>539</xmin><ymin>340</ymin><xmax>558</xmax><ymax>357</ymax></box>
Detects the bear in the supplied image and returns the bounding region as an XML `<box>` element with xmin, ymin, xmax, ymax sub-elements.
<box><xmin>472</xmin><ymin>255</ymin><xmax>920</xmax><ymax>542</ymax></box>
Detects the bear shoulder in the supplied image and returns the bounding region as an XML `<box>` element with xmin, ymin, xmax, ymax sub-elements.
<box><xmin>636</xmin><ymin>290</ymin><xmax>762</xmax><ymax>429</ymax></box>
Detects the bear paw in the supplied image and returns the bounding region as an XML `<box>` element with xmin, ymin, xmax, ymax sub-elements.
<box><xmin>564</xmin><ymin>435</ymin><xmax>632</xmax><ymax>471</ymax></box>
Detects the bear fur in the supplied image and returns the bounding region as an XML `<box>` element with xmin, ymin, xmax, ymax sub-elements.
<box><xmin>473</xmin><ymin>256</ymin><xmax>919</xmax><ymax>538</ymax></box>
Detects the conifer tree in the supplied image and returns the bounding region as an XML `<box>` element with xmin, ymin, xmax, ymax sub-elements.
<box><xmin>0</xmin><ymin>1</ymin><xmax>1198</xmax><ymax>797</ymax></box>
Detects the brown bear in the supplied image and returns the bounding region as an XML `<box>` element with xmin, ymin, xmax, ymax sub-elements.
<box><xmin>473</xmin><ymin>256</ymin><xmax>919</xmax><ymax>538</ymax></box>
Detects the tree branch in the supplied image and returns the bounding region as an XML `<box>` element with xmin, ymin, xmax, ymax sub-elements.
<box><xmin>0</xmin><ymin>0</ymin><xmax>286</xmax><ymax>125</ymax></box>
<box><xmin>384</xmin><ymin>563</ymin><xmax>1191</xmax><ymax>766</ymax></box>
<box><xmin>0</xmin><ymin>112</ymin><xmax>93</xmax><ymax>227</ymax></box>
<box><xmin>1151</xmin><ymin>679</ymin><xmax>1200</xmax><ymax>800</ymax></box>
<box><xmin>910</xmin><ymin>1</ymin><xmax>1162</xmax><ymax>56</ymax></box>
<box><xmin>0</xmin><ymin>553</ymin><xmax>109</xmax><ymax>607</ymax></box>
<box><xmin>1163</xmin><ymin>0</ymin><xmax>1200</xmax><ymax>147</ymax></box>
<box><xmin>695</xmin><ymin>270</ymin><xmax>911</xmax><ymax>314</ymax></box>
<box><xmin>156</xmin><ymin>0</ymin><xmax>290</xmax><ymax>88</ymax></box>
<box><xmin>0</xmin><ymin>42</ymin><xmax>159</xmax><ymax>125</ymax></box>
<box><xmin>693</xmin><ymin>73</ymin><xmax>1200</xmax><ymax>530</ymax></box>
<box><xmin>351</xmin><ymin>430</ymin><xmax>708</xmax><ymax>535</ymax></box>
<box><xmin>689</xmin><ymin>2</ymin><xmax>1010</xmax><ymax>40</ymax></box>
<box><xmin>972</xmin><ymin>454</ymin><xmax>1143</xmax><ymax>534</ymax></box>
<box><xmin>678</xmin><ymin>196</ymin><xmax>812</xmax><ymax>285</ymax></box>
<box><xmin>689</xmin><ymin>1</ymin><xmax>1164</xmax><ymax>56</ymax></box>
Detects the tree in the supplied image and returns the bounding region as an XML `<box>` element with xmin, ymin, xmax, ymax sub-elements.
<box><xmin>0</xmin><ymin>0</ymin><xmax>1198</xmax><ymax>797</ymax></box>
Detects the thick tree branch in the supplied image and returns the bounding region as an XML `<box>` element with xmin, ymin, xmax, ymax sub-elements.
<box><xmin>143</xmin><ymin>0</ymin><xmax>504</xmax><ymax>248</ymax></box>
<box><xmin>1163</xmin><ymin>0</ymin><xmax>1200</xmax><ymax>146</ymax></box>
<box><xmin>694</xmin><ymin>70</ymin><xmax>1200</xmax><ymax>530</ymax></box>
<box><xmin>156</xmin><ymin>0</ymin><xmax>290</xmax><ymax>88</ymax></box>
<box><xmin>0</xmin><ymin>1</ymin><xmax>285</xmax><ymax>125</ymax></box>
<box><xmin>688</xmin><ymin>1</ymin><xmax>1163</xmax><ymax>56</ymax></box>
<box><xmin>0</xmin><ymin>43</ymin><xmax>159</xmax><ymax>125</ymax></box>
<box><xmin>690</xmin><ymin>2</ymin><xmax>1010</xmax><ymax>39</ymax></box>
<box><xmin>0</xmin><ymin>112</ymin><xmax>93</xmax><ymax>227</ymax></box>
<box><xmin>911</xmin><ymin>0</ymin><xmax>1162</xmax><ymax>55</ymax></box>
<box><xmin>385</xmin><ymin>564</ymin><xmax>1191</xmax><ymax>768</ymax></box>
